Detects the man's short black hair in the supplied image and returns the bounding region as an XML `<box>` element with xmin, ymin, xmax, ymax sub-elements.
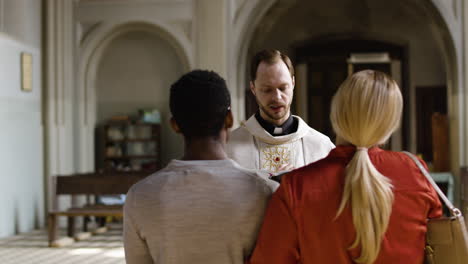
<box><xmin>170</xmin><ymin>70</ymin><xmax>231</xmax><ymax>138</ymax></box>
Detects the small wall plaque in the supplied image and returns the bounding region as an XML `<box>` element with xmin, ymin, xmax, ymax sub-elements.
<box><xmin>21</xmin><ymin>52</ymin><xmax>33</xmax><ymax>92</ymax></box>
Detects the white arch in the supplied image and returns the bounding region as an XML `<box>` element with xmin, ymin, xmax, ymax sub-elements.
<box><xmin>76</xmin><ymin>20</ymin><xmax>193</xmax><ymax>172</ymax></box>
<box><xmin>427</xmin><ymin>0</ymin><xmax>465</xmax><ymax>174</ymax></box>
<box><xmin>430</xmin><ymin>0</ymin><xmax>461</xmax><ymax>45</ymax></box>
<box><xmin>230</xmin><ymin>0</ymin><xmax>276</xmax><ymax>124</ymax></box>
<box><xmin>233</xmin><ymin>0</ymin><xmax>460</xmax><ymax>120</ymax></box>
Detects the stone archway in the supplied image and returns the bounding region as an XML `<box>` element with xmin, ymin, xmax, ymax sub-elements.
<box><xmin>233</xmin><ymin>0</ymin><xmax>462</xmax><ymax>203</ymax></box>
<box><xmin>77</xmin><ymin>21</ymin><xmax>192</xmax><ymax>172</ymax></box>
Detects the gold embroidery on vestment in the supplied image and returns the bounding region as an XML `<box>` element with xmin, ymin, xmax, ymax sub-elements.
<box><xmin>261</xmin><ymin>146</ymin><xmax>290</xmax><ymax>172</ymax></box>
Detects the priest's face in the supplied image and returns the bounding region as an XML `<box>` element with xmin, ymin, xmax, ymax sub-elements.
<box><xmin>250</xmin><ymin>60</ymin><xmax>295</xmax><ymax>126</ymax></box>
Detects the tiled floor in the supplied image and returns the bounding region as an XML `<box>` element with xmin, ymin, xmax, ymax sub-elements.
<box><xmin>0</xmin><ymin>225</ymin><xmax>125</xmax><ymax>264</ymax></box>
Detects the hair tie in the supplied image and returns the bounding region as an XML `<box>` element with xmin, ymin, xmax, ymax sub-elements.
<box><xmin>356</xmin><ymin>147</ymin><xmax>368</xmax><ymax>152</ymax></box>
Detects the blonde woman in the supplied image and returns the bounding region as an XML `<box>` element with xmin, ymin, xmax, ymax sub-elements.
<box><xmin>247</xmin><ymin>70</ymin><xmax>442</xmax><ymax>264</ymax></box>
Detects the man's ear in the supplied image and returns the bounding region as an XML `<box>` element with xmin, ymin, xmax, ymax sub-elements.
<box><xmin>292</xmin><ymin>75</ymin><xmax>295</xmax><ymax>89</ymax></box>
<box><xmin>170</xmin><ymin>117</ymin><xmax>182</xmax><ymax>134</ymax></box>
<box><xmin>250</xmin><ymin>81</ymin><xmax>256</xmax><ymax>96</ymax></box>
<box><xmin>225</xmin><ymin>110</ymin><xmax>233</xmax><ymax>129</ymax></box>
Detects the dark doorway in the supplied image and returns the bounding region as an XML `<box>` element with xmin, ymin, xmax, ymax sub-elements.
<box><xmin>294</xmin><ymin>38</ymin><xmax>409</xmax><ymax>149</ymax></box>
<box><xmin>415</xmin><ymin>86</ymin><xmax>447</xmax><ymax>162</ymax></box>
<box><xmin>306</xmin><ymin>56</ymin><xmax>347</xmax><ymax>141</ymax></box>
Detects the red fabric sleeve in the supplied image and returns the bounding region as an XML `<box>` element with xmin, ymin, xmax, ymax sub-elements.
<box><xmin>247</xmin><ymin>180</ymin><xmax>300</xmax><ymax>264</ymax></box>
<box><xmin>427</xmin><ymin>181</ymin><xmax>443</xmax><ymax>219</ymax></box>
<box><xmin>416</xmin><ymin>156</ymin><xmax>443</xmax><ymax>219</ymax></box>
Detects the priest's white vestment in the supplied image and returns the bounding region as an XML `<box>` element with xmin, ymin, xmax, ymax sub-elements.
<box><xmin>227</xmin><ymin>115</ymin><xmax>335</xmax><ymax>173</ymax></box>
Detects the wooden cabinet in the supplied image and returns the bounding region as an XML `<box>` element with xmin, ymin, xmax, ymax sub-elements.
<box><xmin>96</xmin><ymin>121</ymin><xmax>161</xmax><ymax>173</ymax></box>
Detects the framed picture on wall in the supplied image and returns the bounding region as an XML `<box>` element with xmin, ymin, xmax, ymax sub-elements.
<box><xmin>21</xmin><ymin>52</ymin><xmax>33</xmax><ymax>92</ymax></box>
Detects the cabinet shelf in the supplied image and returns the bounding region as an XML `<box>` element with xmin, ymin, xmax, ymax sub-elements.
<box><xmin>97</xmin><ymin>122</ymin><xmax>161</xmax><ymax>172</ymax></box>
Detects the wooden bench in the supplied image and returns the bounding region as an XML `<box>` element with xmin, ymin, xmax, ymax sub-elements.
<box><xmin>48</xmin><ymin>172</ymin><xmax>148</xmax><ymax>247</ymax></box>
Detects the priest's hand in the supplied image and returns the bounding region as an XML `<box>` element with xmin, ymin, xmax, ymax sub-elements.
<box><xmin>269</xmin><ymin>164</ymin><xmax>294</xmax><ymax>183</ymax></box>
<box><xmin>278</xmin><ymin>163</ymin><xmax>294</xmax><ymax>172</ymax></box>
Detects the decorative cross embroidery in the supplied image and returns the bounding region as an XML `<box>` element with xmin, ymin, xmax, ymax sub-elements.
<box><xmin>261</xmin><ymin>146</ymin><xmax>291</xmax><ymax>172</ymax></box>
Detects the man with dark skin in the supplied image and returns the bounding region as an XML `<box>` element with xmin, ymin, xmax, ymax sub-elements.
<box><xmin>123</xmin><ymin>70</ymin><xmax>277</xmax><ymax>264</ymax></box>
<box><xmin>174</xmin><ymin>119</ymin><xmax>230</xmax><ymax>161</ymax></box>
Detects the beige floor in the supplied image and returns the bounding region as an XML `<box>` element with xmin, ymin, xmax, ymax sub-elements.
<box><xmin>0</xmin><ymin>225</ymin><xmax>125</xmax><ymax>264</ymax></box>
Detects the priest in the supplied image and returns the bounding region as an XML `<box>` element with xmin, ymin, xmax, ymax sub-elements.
<box><xmin>227</xmin><ymin>49</ymin><xmax>334</xmax><ymax>175</ymax></box>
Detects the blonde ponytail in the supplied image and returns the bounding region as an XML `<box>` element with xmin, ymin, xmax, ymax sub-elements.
<box><xmin>337</xmin><ymin>150</ymin><xmax>394</xmax><ymax>263</ymax></box>
<box><xmin>331</xmin><ymin>70</ymin><xmax>402</xmax><ymax>263</ymax></box>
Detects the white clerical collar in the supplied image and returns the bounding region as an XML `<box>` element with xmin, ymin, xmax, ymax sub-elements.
<box><xmin>255</xmin><ymin>112</ymin><xmax>296</xmax><ymax>136</ymax></box>
<box><xmin>241</xmin><ymin>115</ymin><xmax>311</xmax><ymax>145</ymax></box>
<box><xmin>273</xmin><ymin>127</ymin><xmax>283</xmax><ymax>135</ymax></box>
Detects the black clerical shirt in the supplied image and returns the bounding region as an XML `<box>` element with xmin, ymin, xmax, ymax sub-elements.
<box><xmin>255</xmin><ymin>112</ymin><xmax>298</xmax><ymax>136</ymax></box>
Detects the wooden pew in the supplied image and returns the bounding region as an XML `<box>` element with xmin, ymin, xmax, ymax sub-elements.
<box><xmin>48</xmin><ymin>172</ymin><xmax>148</xmax><ymax>247</ymax></box>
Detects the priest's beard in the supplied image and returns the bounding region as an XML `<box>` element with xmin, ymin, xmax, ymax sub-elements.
<box><xmin>257</xmin><ymin>100</ymin><xmax>291</xmax><ymax>124</ymax></box>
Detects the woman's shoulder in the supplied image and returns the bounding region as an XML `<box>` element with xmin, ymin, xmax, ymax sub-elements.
<box><xmin>280</xmin><ymin>156</ymin><xmax>346</xmax><ymax>198</ymax></box>
<box><xmin>288</xmin><ymin>155</ymin><xmax>343</xmax><ymax>179</ymax></box>
<box><xmin>369</xmin><ymin>149</ymin><xmax>434</xmax><ymax>192</ymax></box>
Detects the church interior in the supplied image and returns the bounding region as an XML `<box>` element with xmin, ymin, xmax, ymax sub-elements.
<box><xmin>0</xmin><ymin>0</ymin><xmax>467</xmax><ymax>262</ymax></box>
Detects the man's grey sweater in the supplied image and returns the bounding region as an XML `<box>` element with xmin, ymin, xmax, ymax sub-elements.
<box><xmin>124</xmin><ymin>159</ymin><xmax>278</xmax><ymax>264</ymax></box>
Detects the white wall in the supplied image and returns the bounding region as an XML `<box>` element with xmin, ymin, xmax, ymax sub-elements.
<box><xmin>96</xmin><ymin>30</ymin><xmax>185</xmax><ymax>165</ymax></box>
<box><xmin>0</xmin><ymin>0</ymin><xmax>44</xmax><ymax>238</ymax></box>
<box><xmin>1</xmin><ymin>0</ymin><xmax>42</xmax><ymax>47</ymax></box>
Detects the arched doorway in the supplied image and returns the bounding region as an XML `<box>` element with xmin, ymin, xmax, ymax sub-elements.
<box><xmin>95</xmin><ymin>30</ymin><xmax>186</xmax><ymax>168</ymax></box>
<box><xmin>78</xmin><ymin>22</ymin><xmax>192</xmax><ymax>172</ymax></box>
<box><xmin>235</xmin><ymin>0</ymin><xmax>461</xmax><ymax>202</ymax></box>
